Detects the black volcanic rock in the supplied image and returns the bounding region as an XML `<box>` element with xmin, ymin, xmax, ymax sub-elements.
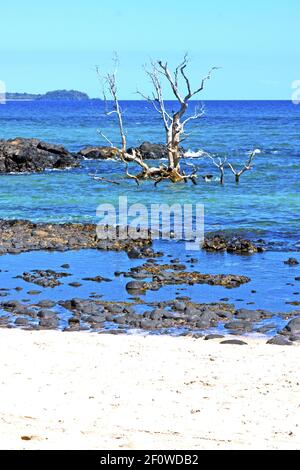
<box><xmin>80</xmin><ymin>142</ymin><xmax>172</xmax><ymax>161</ymax></box>
<box><xmin>132</xmin><ymin>142</ymin><xmax>168</xmax><ymax>159</ymax></box>
<box><xmin>284</xmin><ymin>257</ymin><xmax>299</xmax><ymax>266</ymax></box>
<box><xmin>127</xmin><ymin>141</ymin><xmax>184</xmax><ymax>160</ymax></box>
<box><xmin>0</xmin><ymin>219</ymin><xmax>152</xmax><ymax>255</ymax></box>
<box><xmin>202</xmin><ymin>235</ymin><xmax>259</xmax><ymax>254</ymax></box>
<box><xmin>78</xmin><ymin>146</ymin><xmax>120</xmax><ymax>159</ymax></box>
<box><xmin>0</xmin><ymin>138</ymin><xmax>79</xmax><ymax>173</ymax></box>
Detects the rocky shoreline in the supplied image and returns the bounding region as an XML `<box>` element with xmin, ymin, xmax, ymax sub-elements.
<box><xmin>0</xmin><ymin>133</ymin><xmax>296</xmax><ymax>343</ymax></box>
<box><xmin>0</xmin><ymin>138</ymin><xmax>182</xmax><ymax>174</ymax></box>
<box><xmin>1</xmin><ymin>295</ymin><xmax>299</xmax><ymax>345</ymax></box>
<box><xmin>0</xmin><ymin>227</ymin><xmax>299</xmax><ymax>344</ymax></box>
<box><xmin>0</xmin><ymin>219</ymin><xmax>152</xmax><ymax>255</ymax></box>
<box><xmin>0</xmin><ymin>138</ymin><xmax>79</xmax><ymax>173</ymax></box>
<box><xmin>0</xmin><ymin>219</ymin><xmax>262</xmax><ymax>256</ymax></box>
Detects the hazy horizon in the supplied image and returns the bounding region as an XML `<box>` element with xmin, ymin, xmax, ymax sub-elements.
<box><xmin>4</xmin><ymin>90</ymin><xmax>296</xmax><ymax>102</ymax></box>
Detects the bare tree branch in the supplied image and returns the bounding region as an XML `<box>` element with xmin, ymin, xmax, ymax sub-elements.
<box><xmin>137</xmin><ymin>63</ymin><xmax>172</xmax><ymax>131</ymax></box>
<box><xmin>206</xmin><ymin>154</ymin><xmax>227</xmax><ymax>184</ymax></box>
<box><xmin>96</xmin><ymin>129</ymin><xmax>114</xmax><ymax>147</ymax></box>
<box><xmin>157</xmin><ymin>60</ymin><xmax>185</xmax><ymax>105</ymax></box>
<box><xmin>97</xmin><ymin>54</ymin><xmax>219</xmax><ymax>185</ymax></box>
<box><xmin>182</xmin><ymin>104</ymin><xmax>205</xmax><ymax>127</ymax></box>
<box><xmin>137</xmin><ymin>56</ymin><xmax>219</xmax><ymax>173</ymax></box>
<box><xmin>89</xmin><ymin>174</ymin><xmax>120</xmax><ymax>185</ymax></box>
<box><xmin>228</xmin><ymin>149</ymin><xmax>261</xmax><ymax>183</ymax></box>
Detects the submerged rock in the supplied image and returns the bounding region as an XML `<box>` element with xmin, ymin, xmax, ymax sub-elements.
<box><xmin>18</xmin><ymin>269</ymin><xmax>71</xmax><ymax>288</ymax></box>
<box><xmin>284</xmin><ymin>257</ymin><xmax>299</xmax><ymax>266</ymax></box>
<box><xmin>78</xmin><ymin>146</ymin><xmax>120</xmax><ymax>160</ymax></box>
<box><xmin>126</xmin><ymin>281</ymin><xmax>147</xmax><ymax>293</ymax></box>
<box><xmin>37</xmin><ymin>300</ymin><xmax>57</xmax><ymax>308</ymax></box>
<box><xmin>122</xmin><ymin>262</ymin><xmax>250</xmax><ymax>293</ymax></box>
<box><xmin>82</xmin><ymin>275</ymin><xmax>111</xmax><ymax>283</ymax></box>
<box><xmin>0</xmin><ymin>220</ymin><xmax>152</xmax><ymax>255</ymax></box>
<box><xmin>203</xmin><ymin>235</ymin><xmax>259</xmax><ymax>254</ymax></box>
<box><xmin>0</xmin><ymin>138</ymin><xmax>79</xmax><ymax>173</ymax></box>
<box><xmin>68</xmin><ymin>282</ymin><xmax>82</xmax><ymax>287</ymax></box>
<box><xmin>127</xmin><ymin>142</ymin><xmax>169</xmax><ymax>160</ymax></box>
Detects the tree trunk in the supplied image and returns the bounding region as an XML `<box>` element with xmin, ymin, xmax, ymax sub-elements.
<box><xmin>169</xmin><ymin>116</ymin><xmax>182</xmax><ymax>172</ymax></box>
<box><xmin>220</xmin><ymin>169</ymin><xmax>224</xmax><ymax>185</ymax></box>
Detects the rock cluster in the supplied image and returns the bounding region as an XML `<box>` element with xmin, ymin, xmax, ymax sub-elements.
<box><xmin>78</xmin><ymin>146</ymin><xmax>120</xmax><ymax>160</ymax></box>
<box><xmin>127</xmin><ymin>142</ymin><xmax>169</xmax><ymax>160</ymax></box>
<box><xmin>122</xmin><ymin>261</ymin><xmax>251</xmax><ymax>293</ymax></box>
<box><xmin>284</xmin><ymin>257</ymin><xmax>299</xmax><ymax>266</ymax></box>
<box><xmin>0</xmin><ymin>138</ymin><xmax>79</xmax><ymax>173</ymax></box>
<box><xmin>1</xmin><ymin>296</ymin><xmax>299</xmax><ymax>345</ymax></box>
<box><xmin>16</xmin><ymin>269</ymin><xmax>71</xmax><ymax>288</ymax></box>
<box><xmin>0</xmin><ymin>220</ymin><xmax>152</xmax><ymax>255</ymax></box>
<box><xmin>78</xmin><ymin>142</ymin><xmax>170</xmax><ymax>160</ymax></box>
<box><xmin>203</xmin><ymin>235</ymin><xmax>262</xmax><ymax>254</ymax></box>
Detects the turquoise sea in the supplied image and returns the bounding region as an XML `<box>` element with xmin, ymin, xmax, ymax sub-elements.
<box><xmin>0</xmin><ymin>100</ymin><xmax>299</xmax><ymax>249</ymax></box>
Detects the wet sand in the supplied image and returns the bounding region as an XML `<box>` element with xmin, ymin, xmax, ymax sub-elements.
<box><xmin>0</xmin><ymin>329</ymin><xmax>299</xmax><ymax>450</ymax></box>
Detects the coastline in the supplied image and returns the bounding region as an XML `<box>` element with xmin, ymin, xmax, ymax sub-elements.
<box><xmin>0</xmin><ymin>329</ymin><xmax>299</xmax><ymax>450</ymax></box>
<box><xmin>0</xmin><ymin>221</ymin><xmax>299</xmax><ymax>338</ymax></box>
<box><xmin>1</xmin><ymin>0</ymin><xmax>298</xmax><ymax>454</ymax></box>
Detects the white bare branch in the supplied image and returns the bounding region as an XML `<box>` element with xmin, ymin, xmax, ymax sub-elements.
<box><xmin>137</xmin><ymin>63</ymin><xmax>173</xmax><ymax>131</ymax></box>
<box><xmin>97</xmin><ymin>54</ymin><xmax>219</xmax><ymax>185</ymax></box>
<box><xmin>182</xmin><ymin>104</ymin><xmax>205</xmax><ymax>127</ymax></box>
<box><xmin>96</xmin><ymin>129</ymin><xmax>114</xmax><ymax>147</ymax></box>
<box><xmin>228</xmin><ymin>149</ymin><xmax>261</xmax><ymax>183</ymax></box>
<box><xmin>206</xmin><ymin>153</ymin><xmax>227</xmax><ymax>184</ymax></box>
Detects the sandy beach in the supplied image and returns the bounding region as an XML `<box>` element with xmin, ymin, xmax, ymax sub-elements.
<box><xmin>0</xmin><ymin>329</ymin><xmax>299</xmax><ymax>450</ymax></box>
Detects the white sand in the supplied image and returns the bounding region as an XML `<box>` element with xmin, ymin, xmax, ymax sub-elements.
<box><xmin>0</xmin><ymin>329</ymin><xmax>299</xmax><ymax>450</ymax></box>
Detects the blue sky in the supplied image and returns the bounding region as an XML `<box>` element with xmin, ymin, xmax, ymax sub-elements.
<box><xmin>0</xmin><ymin>0</ymin><xmax>299</xmax><ymax>99</ymax></box>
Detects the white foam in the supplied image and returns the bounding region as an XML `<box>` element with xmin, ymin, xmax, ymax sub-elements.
<box><xmin>184</xmin><ymin>149</ymin><xmax>207</xmax><ymax>158</ymax></box>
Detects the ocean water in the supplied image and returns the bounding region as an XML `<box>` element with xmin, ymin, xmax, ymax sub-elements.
<box><xmin>0</xmin><ymin>100</ymin><xmax>299</xmax><ymax>323</ymax></box>
<box><xmin>0</xmin><ymin>100</ymin><xmax>299</xmax><ymax>248</ymax></box>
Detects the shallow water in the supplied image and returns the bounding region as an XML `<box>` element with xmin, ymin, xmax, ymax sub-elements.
<box><xmin>0</xmin><ymin>243</ymin><xmax>299</xmax><ymax>334</ymax></box>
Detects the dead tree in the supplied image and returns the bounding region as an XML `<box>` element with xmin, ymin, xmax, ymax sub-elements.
<box><xmin>137</xmin><ymin>55</ymin><xmax>218</xmax><ymax>183</ymax></box>
<box><xmin>97</xmin><ymin>56</ymin><xmax>218</xmax><ymax>184</ymax></box>
<box><xmin>97</xmin><ymin>60</ymin><xmax>168</xmax><ymax>185</ymax></box>
<box><xmin>227</xmin><ymin>149</ymin><xmax>260</xmax><ymax>184</ymax></box>
<box><xmin>206</xmin><ymin>154</ymin><xmax>227</xmax><ymax>184</ymax></box>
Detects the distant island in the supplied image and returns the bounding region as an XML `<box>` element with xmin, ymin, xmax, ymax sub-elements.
<box><xmin>6</xmin><ymin>89</ymin><xmax>90</xmax><ymax>101</ymax></box>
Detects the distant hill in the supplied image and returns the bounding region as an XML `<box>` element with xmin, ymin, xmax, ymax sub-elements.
<box><xmin>39</xmin><ymin>90</ymin><xmax>90</xmax><ymax>101</ymax></box>
<box><xmin>6</xmin><ymin>89</ymin><xmax>90</xmax><ymax>101</ymax></box>
<box><xmin>6</xmin><ymin>92</ymin><xmax>42</xmax><ymax>100</ymax></box>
